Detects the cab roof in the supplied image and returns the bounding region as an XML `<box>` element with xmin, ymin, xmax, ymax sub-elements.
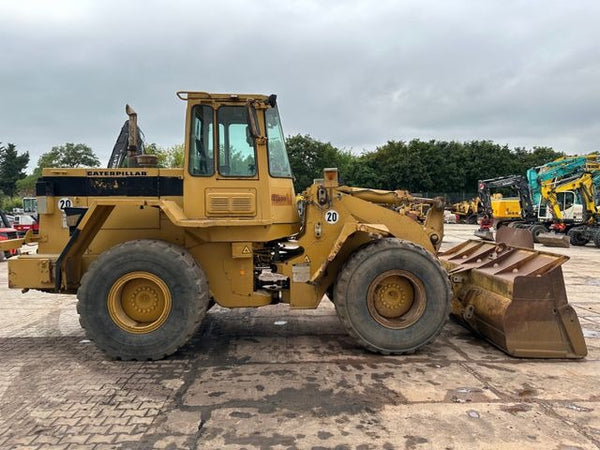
<box><xmin>176</xmin><ymin>92</ymin><xmax>270</xmax><ymax>102</ymax></box>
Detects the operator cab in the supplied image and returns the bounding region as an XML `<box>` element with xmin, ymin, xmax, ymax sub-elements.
<box><xmin>180</xmin><ymin>92</ymin><xmax>299</xmax><ymax>235</ymax></box>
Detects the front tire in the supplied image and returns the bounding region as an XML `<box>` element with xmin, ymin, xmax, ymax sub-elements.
<box><xmin>77</xmin><ymin>239</ymin><xmax>209</xmax><ymax>360</ymax></box>
<box><xmin>568</xmin><ymin>228</ymin><xmax>589</xmax><ymax>246</ymax></box>
<box><xmin>334</xmin><ymin>238</ymin><xmax>451</xmax><ymax>355</ymax></box>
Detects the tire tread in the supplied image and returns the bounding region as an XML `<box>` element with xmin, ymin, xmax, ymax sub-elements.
<box><xmin>77</xmin><ymin>239</ymin><xmax>208</xmax><ymax>360</ymax></box>
<box><xmin>334</xmin><ymin>238</ymin><xmax>451</xmax><ymax>355</ymax></box>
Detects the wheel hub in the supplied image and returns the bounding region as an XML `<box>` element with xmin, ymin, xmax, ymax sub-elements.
<box><xmin>108</xmin><ymin>272</ymin><xmax>172</xmax><ymax>334</ymax></box>
<box><xmin>367</xmin><ymin>270</ymin><xmax>426</xmax><ymax>329</ymax></box>
<box><xmin>373</xmin><ymin>277</ymin><xmax>414</xmax><ymax>318</ymax></box>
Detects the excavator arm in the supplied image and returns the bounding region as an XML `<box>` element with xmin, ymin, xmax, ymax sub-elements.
<box><xmin>541</xmin><ymin>172</ymin><xmax>598</xmax><ymax>223</ymax></box>
<box><xmin>537</xmin><ymin>171</ymin><xmax>600</xmax><ymax>247</ymax></box>
<box><xmin>527</xmin><ymin>155</ymin><xmax>600</xmax><ymax>206</ymax></box>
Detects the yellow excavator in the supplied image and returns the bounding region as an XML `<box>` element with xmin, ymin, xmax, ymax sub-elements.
<box><xmin>0</xmin><ymin>92</ymin><xmax>587</xmax><ymax>360</ymax></box>
<box><xmin>538</xmin><ymin>172</ymin><xmax>600</xmax><ymax>247</ymax></box>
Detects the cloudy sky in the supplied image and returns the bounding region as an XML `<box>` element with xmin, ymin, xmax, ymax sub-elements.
<box><xmin>2</xmin><ymin>0</ymin><xmax>600</xmax><ymax>170</ymax></box>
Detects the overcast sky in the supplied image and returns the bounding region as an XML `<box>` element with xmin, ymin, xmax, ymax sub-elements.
<box><xmin>2</xmin><ymin>0</ymin><xmax>600</xmax><ymax>170</ymax></box>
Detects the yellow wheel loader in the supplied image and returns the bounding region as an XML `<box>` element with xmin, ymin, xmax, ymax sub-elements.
<box><xmin>0</xmin><ymin>92</ymin><xmax>587</xmax><ymax>360</ymax></box>
<box><xmin>449</xmin><ymin>197</ymin><xmax>481</xmax><ymax>224</ymax></box>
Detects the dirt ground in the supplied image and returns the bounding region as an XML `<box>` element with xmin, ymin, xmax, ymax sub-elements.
<box><xmin>0</xmin><ymin>224</ymin><xmax>599</xmax><ymax>449</ymax></box>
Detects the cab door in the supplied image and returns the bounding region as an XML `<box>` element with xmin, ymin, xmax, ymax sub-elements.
<box><xmin>183</xmin><ymin>102</ymin><xmax>267</xmax><ymax>223</ymax></box>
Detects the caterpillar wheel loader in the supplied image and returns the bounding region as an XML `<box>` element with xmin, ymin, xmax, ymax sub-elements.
<box><xmin>0</xmin><ymin>92</ymin><xmax>587</xmax><ymax>360</ymax></box>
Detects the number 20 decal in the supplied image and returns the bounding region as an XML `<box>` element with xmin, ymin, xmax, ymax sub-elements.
<box><xmin>58</xmin><ymin>198</ymin><xmax>73</xmax><ymax>210</ymax></box>
<box><xmin>325</xmin><ymin>210</ymin><xmax>339</xmax><ymax>224</ymax></box>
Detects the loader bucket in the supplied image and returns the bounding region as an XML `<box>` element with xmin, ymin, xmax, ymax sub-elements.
<box><xmin>537</xmin><ymin>232</ymin><xmax>571</xmax><ymax>248</ymax></box>
<box><xmin>439</xmin><ymin>240</ymin><xmax>587</xmax><ymax>358</ymax></box>
<box><xmin>495</xmin><ymin>226</ymin><xmax>534</xmax><ymax>249</ymax></box>
<box><xmin>474</xmin><ymin>228</ymin><xmax>494</xmax><ymax>241</ymax></box>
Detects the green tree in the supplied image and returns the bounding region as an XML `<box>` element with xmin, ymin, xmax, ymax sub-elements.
<box><xmin>15</xmin><ymin>174</ymin><xmax>39</xmax><ymax>196</ymax></box>
<box><xmin>0</xmin><ymin>143</ymin><xmax>30</xmax><ymax>197</ymax></box>
<box><xmin>38</xmin><ymin>143</ymin><xmax>101</xmax><ymax>169</ymax></box>
<box><xmin>513</xmin><ymin>146</ymin><xmax>564</xmax><ymax>171</ymax></box>
<box><xmin>20</xmin><ymin>143</ymin><xmax>101</xmax><ymax>195</ymax></box>
<box><xmin>144</xmin><ymin>143</ymin><xmax>184</xmax><ymax>168</ymax></box>
<box><xmin>344</xmin><ymin>155</ymin><xmax>382</xmax><ymax>187</ymax></box>
<box><xmin>285</xmin><ymin>134</ymin><xmax>353</xmax><ymax>192</ymax></box>
<box><xmin>340</xmin><ymin>139</ymin><xmax>564</xmax><ymax>197</ymax></box>
<box><xmin>343</xmin><ymin>140</ymin><xmax>430</xmax><ymax>192</ymax></box>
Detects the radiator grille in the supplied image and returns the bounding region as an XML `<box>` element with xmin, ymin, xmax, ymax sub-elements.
<box><xmin>206</xmin><ymin>191</ymin><xmax>256</xmax><ymax>216</ymax></box>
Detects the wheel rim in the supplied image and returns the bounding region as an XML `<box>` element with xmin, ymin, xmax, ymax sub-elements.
<box><xmin>108</xmin><ymin>271</ymin><xmax>172</xmax><ymax>334</ymax></box>
<box><xmin>367</xmin><ymin>270</ymin><xmax>426</xmax><ymax>329</ymax></box>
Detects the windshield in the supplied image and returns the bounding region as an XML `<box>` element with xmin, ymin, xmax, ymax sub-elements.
<box><xmin>265</xmin><ymin>106</ymin><xmax>292</xmax><ymax>178</ymax></box>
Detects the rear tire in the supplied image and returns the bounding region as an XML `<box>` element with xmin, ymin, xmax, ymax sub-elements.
<box><xmin>334</xmin><ymin>238</ymin><xmax>451</xmax><ymax>354</ymax></box>
<box><xmin>530</xmin><ymin>224</ymin><xmax>548</xmax><ymax>243</ymax></box>
<box><xmin>593</xmin><ymin>231</ymin><xmax>600</xmax><ymax>248</ymax></box>
<box><xmin>77</xmin><ymin>239</ymin><xmax>209</xmax><ymax>360</ymax></box>
<box><xmin>568</xmin><ymin>228</ymin><xmax>589</xmax><ymax>246</ymax></box>
<box><xmin>466</xmin><ymin>214</ymin><xmax>477</xmax><ymax>224</ymax></box>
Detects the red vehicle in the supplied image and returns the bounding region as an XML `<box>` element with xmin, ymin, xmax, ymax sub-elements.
<box><xmin>0</xmin><ymin>210</ymin><xmax>21</xmax><ymax>258</ymax></box>
<box><xmin>12</xmin><ymin>214</ymin><xmax>39</xmax><ymax>237</ymax></box>
<box><xmin>0</xmin><ymin>227</ymin><xmax>20</xmax><ymax>259</ymax></box>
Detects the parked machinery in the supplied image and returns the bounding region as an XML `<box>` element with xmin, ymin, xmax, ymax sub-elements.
<box><xmin>0</xmin><ymin>210</ymin><xmax>19</xmax><ymax>260</ymax></box>
<box><xmin>475</xmin><ymin>155</ymin><xmax>600</xmax><ymax>244</ymax></box>
<box><xmin>397</xmin><ymin>200</ymin><xmax>431</xmax><ymax>223</ymax></box>
<box><xmin>449</xmin><ymin>197</ymin><xmax>481</xmax><ymax>224</ymax></box>
<box><xmin>539</xmin><ymin>172</ymin><xmax>600</xmax><ymax>247</ymax></box>
<box><xmin>11</xmin><ymin>197</ymin><xmax>39</xmax><ymax>237</ymax></box>
<box><xmin>474</xmin><ymin>175</ymin><xmax>549</xmax><ymax>242</ymax></box>
<box><xmin>0</xmin><ymin>92</ymin><xmax>586</xmax><ymax>360</ymax></box>
<box><xmin>527</xmin><ymin>155</ymin><xmax>600</xmax><ymax>209</ymax></box>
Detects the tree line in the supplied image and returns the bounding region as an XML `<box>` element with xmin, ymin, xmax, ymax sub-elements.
<box><xmin>0</xmin><ymin>135</ymin><xmax>569</xmax><ymax>209</ymax></box>
<box><xmin>285</xmin><ymin>135</ymin><xmax>566</xmax><ymax>199</ymax></box>
<box><xmin>0</xmin><ymin>142</ymin><xmax>100</xmax><ymax>209</ymax></box>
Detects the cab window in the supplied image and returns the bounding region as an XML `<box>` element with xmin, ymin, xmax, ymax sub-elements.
<box><xmin>560</xmin><ymin>192</ymin><xmax>575</xmax><ymax>209</ymax></box>
<box><xmin>188</xmin><ymin>105</ymin><xmax>214</xmax><ymax>176</ymax></box>
<box><xmin>217</xmin><ymin>106</ymin><xmax>256</xmax><ymax>177</ymax></box>
<box><xmin>266</xmin><ymin>106</ymin><xmax>292</xmax><ymax>178</ymax></box>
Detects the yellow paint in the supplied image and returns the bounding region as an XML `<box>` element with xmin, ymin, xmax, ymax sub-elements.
<box><xmin>491</xmin><ymin>197</ymin><xmax>521</xmax><ymax>219</ymax></box>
